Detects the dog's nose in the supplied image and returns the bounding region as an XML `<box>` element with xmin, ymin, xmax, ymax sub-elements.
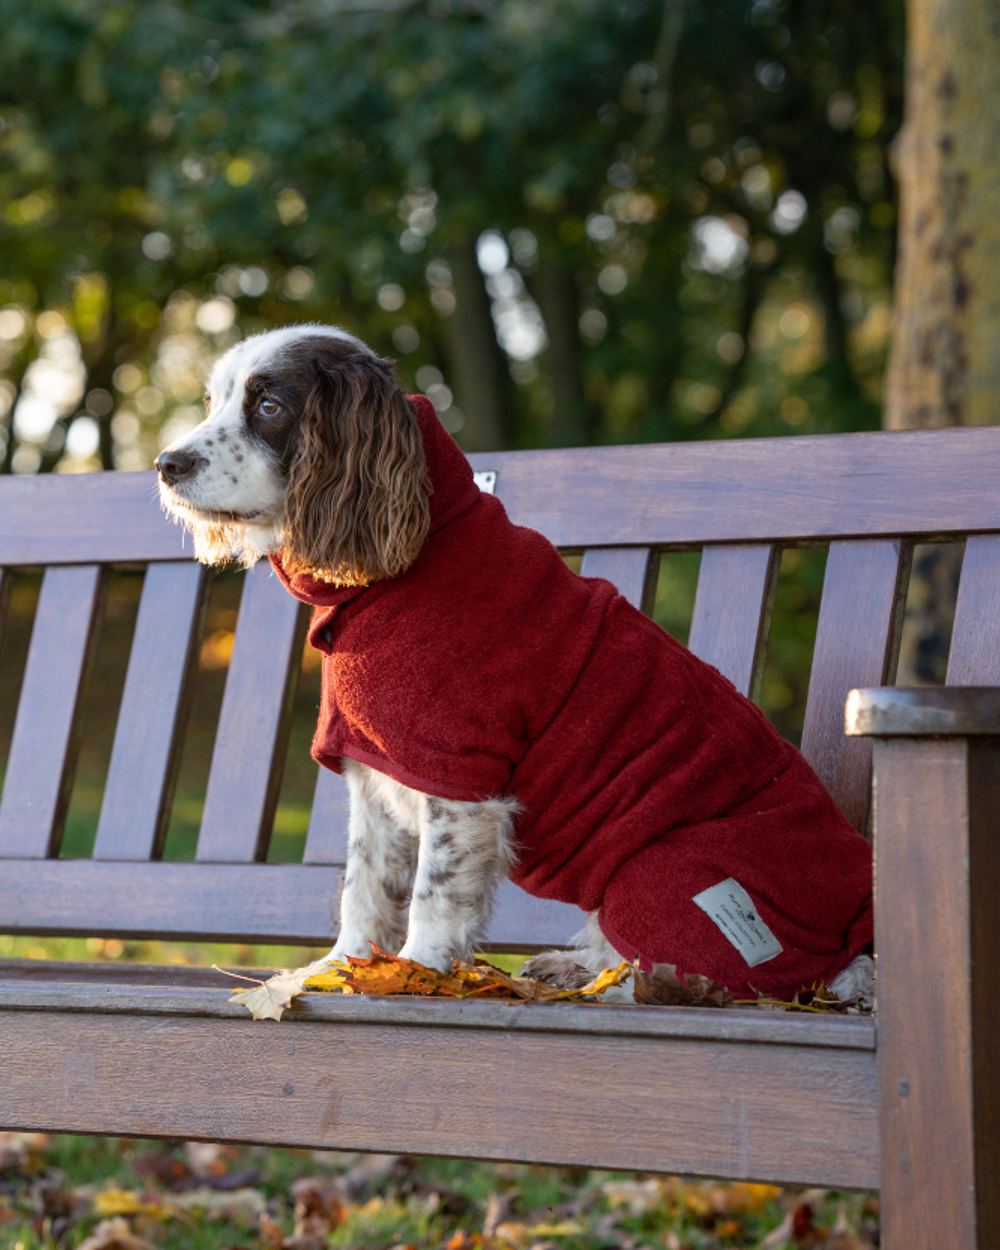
<box><xmin>155</xmin><ymin>449</ymin><xmax>203</xmax><ymax>485</ymax></box>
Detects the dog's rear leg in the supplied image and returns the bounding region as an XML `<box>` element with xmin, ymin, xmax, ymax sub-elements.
<box><xmin>522</xmin><ymin>912</ymin><xmax>624</xmax><ymax>987</ymax></box>
<box><xmin>397</xmin><ymin>795</ymin><xmax>518</xmax><ymax>972</ymax></box>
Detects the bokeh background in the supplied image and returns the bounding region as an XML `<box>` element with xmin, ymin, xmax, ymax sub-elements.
<box><xmin>3</xmin><ymin>3</ymin><xmax>997</xmax><ymax>1245</ymax></box>
<box><xmin>0</xmin><ymin>0</ymin><xmax>902</xmax><ymax>474</ymax></box>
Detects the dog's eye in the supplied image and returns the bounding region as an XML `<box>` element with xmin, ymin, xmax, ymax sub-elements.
<box><xmin>258</xmin><ymin>396</ymin><xmax>283</xmax><ymax>417</ymax></box>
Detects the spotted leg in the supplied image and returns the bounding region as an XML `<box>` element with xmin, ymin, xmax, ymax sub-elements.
<box><xmin>397</xmin><ymin>795</ymin><xmax>519</xmax><ymax>971</ymax></box>
<box><xmin>326</xmin><ymin>763</ymin><xmax>417</xmax><ymax>962</ymax></box>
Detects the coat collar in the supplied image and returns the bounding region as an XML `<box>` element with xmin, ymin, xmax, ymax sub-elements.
<box><xmin>269</xmin><ymin>394</ymin><xmax>480</xmax><ymax>610</ymax></box>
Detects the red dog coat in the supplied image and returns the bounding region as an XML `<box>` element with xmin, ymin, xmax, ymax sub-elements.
<box><xmin>272</xmin><ymin>396</ymin><xmax>873</xmax><ymax>998</ymax></box>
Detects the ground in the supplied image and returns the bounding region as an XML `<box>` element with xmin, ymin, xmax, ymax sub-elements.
<box><xmin>0</xmin><ymin>1132</ymin><xmax>879</xmax><ymax>1250</ymax></box>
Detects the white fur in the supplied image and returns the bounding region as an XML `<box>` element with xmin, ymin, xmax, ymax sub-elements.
<box><xmin>157</xmin><ymin>324</ymin><xmax>366</xmax><ymax>564</ymax></box>
<box><xmin>328</xmin><ymin>760</ymin><xmax>519</xmax><ymax>972</ymax></box>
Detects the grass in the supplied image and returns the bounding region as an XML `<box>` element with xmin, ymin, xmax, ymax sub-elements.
<box><xmin>0</xmin><ymin>1132</ymin><xmax>879</xmax><ymax>1249</ymax></box>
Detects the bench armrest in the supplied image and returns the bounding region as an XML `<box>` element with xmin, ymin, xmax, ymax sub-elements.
<box><xmin>847</xmin><ymin>683</ymin><xmax>1000</xmax><ymax>1237</ymax></box>
<box><xmin>845</xmin><ymin>686</ymin><xmax>1000</xmax><ymax>737</ymax></box>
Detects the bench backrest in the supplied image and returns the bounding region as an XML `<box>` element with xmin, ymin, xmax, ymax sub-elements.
<box><xmin>1</xmin><ymin>426</ymin><xmax>999</xmax><ymax>949</ymax></box>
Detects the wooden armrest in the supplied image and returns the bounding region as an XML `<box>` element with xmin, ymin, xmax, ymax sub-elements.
<box><xmin>844</xmin><ymin>686</ymin><xmax>1000</xmax><ymax>737</ymax></box>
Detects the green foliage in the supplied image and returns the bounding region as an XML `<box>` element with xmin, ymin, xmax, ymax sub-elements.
<box><xmin>0</xmin><ymin>0</ymin><xmax>903</xmax><ymax>470</ymax></box>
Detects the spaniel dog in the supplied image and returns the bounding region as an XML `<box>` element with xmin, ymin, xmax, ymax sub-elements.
<box><xmin>156</xmin><ymin>324</ymin><xmax>874</xmax><ymax>1003</ymax></box>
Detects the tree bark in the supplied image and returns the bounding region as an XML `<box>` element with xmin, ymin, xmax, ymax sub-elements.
<box><xmin>885</xmin><ymin>0</ymin><xmax>1000</xmax><ymax>430</ymax></box>
<box><xmin>885</xmin><ymin>0</ymin><xmax>1000</xmax><ymax>682</ymax></box>
<box><xmin>436</xmin><ymin>239</ymin><xmax>513</xmax><ymax>452</ymax></box>
<box><xmin>528</xmin><ymin>257</ymin><xmax>596</xmax><ymax>445</ymax></box>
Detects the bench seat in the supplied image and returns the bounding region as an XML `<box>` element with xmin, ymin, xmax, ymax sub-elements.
<box><xmin>0</xmin><ymin>958</ymin><xmax>877</xmax><ymax>1188</ymax></box>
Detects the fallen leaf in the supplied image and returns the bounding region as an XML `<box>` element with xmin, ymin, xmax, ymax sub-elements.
<box><xmin>225</xmin><ymin>947</ymin><xmax>631</xmax><ymax>1019</ymax></box>
<box><xmin>224</xmin><ymin>957</ymin><xmax>331</xmax><ymax>1022</ymax></box>
<box><xmin>291</xmin><ymin>1174</ymin><xmax>345</xmax><ymax>1239</ymax></box>
<box><xmin>170</xmin><ymin>1186</ymin><xmax>266</xmax><ymax>1224</ymax></box>
<box><xmin>77</xmin><ymin>1217</ymin><xmax>160</xmax><ymax>1250</ymax></box>
<box><xmin>0</xmin><ymin>1131</ymin><xmax>49</xmax><ymax>1173</ymax></box>
<box><xmin>93</xmin><ymin>1189</ymin><xmax>174</xmax><ymax>1221</ymax></box>
<box><xmin>632</xmin><ymin>963</ymin><xmax>733</xmax><ymax>1007</ymax></box>
<box><xmin>304</xmin><ymin>948</ymin><xmax>631</xmax><ymax>1003</ymax></box>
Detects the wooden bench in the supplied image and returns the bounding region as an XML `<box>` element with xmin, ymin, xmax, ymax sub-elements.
<box><xmin>1</xmin><ymin>426</ymin><xmax>998</xmax><ymax>1248</ymax></box>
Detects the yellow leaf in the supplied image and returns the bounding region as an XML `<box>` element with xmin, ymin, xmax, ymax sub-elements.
<box><xmin>93</xmin><ymin>1188</ymin><xmax>173</xmax><ymax>1219</ymax></box>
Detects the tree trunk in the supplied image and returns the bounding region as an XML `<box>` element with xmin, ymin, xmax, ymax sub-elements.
<box><xmin>437</xmin><ymin>239</ymin><xmax>513</xmax><ymax>452</ymax></box>
<box><xmin>1</xmin><ymin>333</ymin><xmax>38</xmax><ymax>474</ymax></box>
<box><xmin>885</xmin><ymin>0</ymin><xmax>1000</xmax><ymax>429</ymax></box>
<box><xmin>885</xmin><ymin>0</ymin><xmax>1000</xmax><ymax>682</ymax></box>
<box><xmin>528</xmin><ymin>256</ymin><xmax>596</xmax><ymax>445</ymax></box>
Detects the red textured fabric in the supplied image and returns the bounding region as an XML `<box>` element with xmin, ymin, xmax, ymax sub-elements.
<box><xmin>271</xmin><ymin>396</ymin><xmax>873</xmax><ymax>998</ymax></box>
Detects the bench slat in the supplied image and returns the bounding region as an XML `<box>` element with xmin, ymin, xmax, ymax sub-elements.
<box><xmin>93</xmin><ymin>564</ymin><xmax>208</xmax><ymax>861</ymax></box>
<box><xmin>800</xmin><ymin>539</ymin><xmax>911</xmax><ymax>831</ymax></box>
<box><xmin>196</xmin><ymin>566</ymin><xmax>306</xmax><ymax>863</ymax></box>
<box><xmin>5</xmin><ymin>427</ymin><xmax>1000</xmax><ymax>566</ymax></box>
<box><xmin>0</xmin><ymin>1006</ymin><xmax>878</xmax><ymax>1189</ymax></box>
<box><xmin>947</xmin><ymin>535</ymin><xmax>1000</xmax><ymax>685</ymax></box>
<box><xmin>303</xmin><ymin>768</ymin><xmax>350</xmax><ymax>865</ymax></box>
<box><xmin>580</xmin><ymin>547</ymin><xmax>658</xmax><ymax>611</ymax></box>
<box><xmin>0</xmin><ymin>566</ymin><xmax>106</xmax><ymax>859</ymax></box>
<box><xmin>688</xmin><ymin>544</ymin><xmax>778</xmax><ymax>697</ymax></box>
<box><xmin>0</xmin><ymin>859</ymin><xmax>580</xmax><ymax>948</ymax></box>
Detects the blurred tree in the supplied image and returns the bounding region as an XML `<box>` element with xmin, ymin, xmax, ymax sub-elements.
<box><xmin>884</xmin><ymin>0</ymin><xmax>999</xmax><ymax>682</ymax></box>
<box><xmin>0</xmin><ymin>0</ymin><xmax>904</xmax><ymax>473</ymax></box>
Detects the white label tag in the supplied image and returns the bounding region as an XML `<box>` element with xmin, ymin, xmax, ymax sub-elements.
<box><xmin>473</xmin><ymin>470</ymin><xmax>497</xmax><ymax>494</ymax></box>
<box><xmin>692</xmin><ymin>877</ymin><xmax>783</xmax><ymax>968</ymax></box>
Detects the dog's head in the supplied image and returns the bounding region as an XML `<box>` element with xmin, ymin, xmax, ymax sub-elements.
<box><xmin>155</xmin><ymin>325</ymin><xmax>430</xmax><ymax>585</ymax></box>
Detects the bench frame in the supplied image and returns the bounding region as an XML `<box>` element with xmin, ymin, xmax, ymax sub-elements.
<box><xmin>2</xmin><ymin>426</ymin><xmax>999</xmax><ymax>1248</ymax></box>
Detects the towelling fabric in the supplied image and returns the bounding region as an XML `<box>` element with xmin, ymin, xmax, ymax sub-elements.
<box><xmin>271</xmin><ymin>395</ymin><xmax>873</xmax><ymax>999</ymax></box>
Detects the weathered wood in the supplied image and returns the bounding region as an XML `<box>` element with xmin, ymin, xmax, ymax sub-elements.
<box><xmin>0</xmin><ymin>860</ymin><xmax>579</xmax><ymax>948</ymax></box>
<box><xmin>303</xmin><ymin>768</ymin><xmax>350</xmax><ymax>865</ymax></box>
<box><xmin>866</xmin><ymin>735</ymin><xmax>1000</xmax><ymax>1248</ymax></box>
<box><xmin>948</xmin><ymin>535</ymin><xmax>1000</xmax><ymax>685</ymax></box>
<box><xmin>0</xmin><ymin>567</ymin><xmax>10</xmax><ymax>637</ymax></box>
<box><xmin>846</xmin><ymin>686</ymin><xmax>1000</xmax><ymax>737</ymax></box>
<box><xmin>0</xmin><ymin>860</ymin><xmax>340</xmax><ymax>943</ymax></box>
<box><xmin>470</xmin><ymin>427</ymin><xmax>1000</xmax><ymax>547</ymax></box>
<box><xmin>0</xmin><ymin>1008</ymin><xmax>878</xmax><ymax>1188</ymax></box>
<box><xmin>0</xmin><ymin>964</ymin><xmax>875</xmax><ymax>1049</ymax></box>
<box><xmin>580</xmin><ymin>547</ymin><xmax>658</xmax><ymax>612</ymax></box>
<box><xmin>800</xmin><ymin>540</ymin><xmax>910</xmax><ymax>830</ymax></box>
<box><xmin>93</xmin><ymin>563</ymin><xmax>208</xmax><ymax>860</ymax></box>
<box><xmin>4</xmin><ymin>428</ymin><xmax>1000</xmax><ymax>565</ymax></box>
<box><xmin>0</xmin><ymin>565</ymin><xmax>106</xmax><ymax>859</ymax></box>
<box><xmin>196</xmin><ymin>565</ymin><xmax>306</xmax><ymax>863</ymax></box>
<box><xmin>688</xmin><ymin>544</ymin><xmax>778</xmax><ymax>697</ymax></box>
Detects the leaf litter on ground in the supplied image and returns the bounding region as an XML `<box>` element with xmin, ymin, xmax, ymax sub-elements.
<box><xmin>0</xmin><ymin>1130</ymin><xmax>880</xmax><ymax>1249</ymax></box>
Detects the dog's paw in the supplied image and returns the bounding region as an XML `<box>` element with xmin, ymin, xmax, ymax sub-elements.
<box><xmin>520</xmin><ymin>949</ymin><xmax>596</xmax><ymax>989</ymax></box>
<box><xmin>829</xmin><ymin>953</ymin><xmax>874</xmax><ymax>1009</ymax></box>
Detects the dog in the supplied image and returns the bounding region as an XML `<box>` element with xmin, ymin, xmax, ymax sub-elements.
<box><xmin>156</xmin><ymin>324</ymin><xmax>874</xmax><ymax>1003</ymax></box>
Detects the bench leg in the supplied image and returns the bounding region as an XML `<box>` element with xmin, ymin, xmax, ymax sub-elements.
<box><xmin>872</xmin><ymin>736</ymin><xmax>1000</xmax><ymax>1248</ymax></box>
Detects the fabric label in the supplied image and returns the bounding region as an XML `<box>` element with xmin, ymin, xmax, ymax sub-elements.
<box><xmin>692</xmin><ymin>877</ymin><xmax>783</xmax><ymax>968</ymax></box>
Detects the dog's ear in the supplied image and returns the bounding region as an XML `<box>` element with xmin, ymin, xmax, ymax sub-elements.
<box><xmin>282</xmin><ymin>351</ymin><xmax>430</xmax><ymax>586</ymax></box>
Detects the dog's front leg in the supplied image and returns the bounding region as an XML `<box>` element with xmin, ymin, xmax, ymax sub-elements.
<box><xmin>327</xmin><ymin>769</ymin><xmax>416</xmax><ymax>962</ymax></box>
<box><xmin>397</xmin><ymin>795</ymin><xmax>518</xmax><ymax>972</ymax></box>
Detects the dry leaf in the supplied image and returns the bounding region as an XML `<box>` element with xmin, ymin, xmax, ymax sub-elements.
<box><xmin>93</xmin><ymin>1189</ymin><xmax>174</xmax><ymax>1221</ymax></box>
<box><xmin>171</xmin><ymin>1186</ymin><xmax>266</xmax><ymax>1224</ymax></box>
<box><xmin>632</xmin><ymin>962</ymin><xmax>733</xmax><ymax>1007</ymax></box>
<box><xmin>224</xmin><ymin>957</ymin><xmax>332</xmax><ymax>1022</ymax></box>
<box><xmin>77</xmin><ymin>1217</ymin><xmax>160</xmax><ymax>1250</ymax></box>
<box><xmin>304</xmin><ymin>948</ymin><xmax>631</xmax><ymax>1003</ymax></box>
<box><xmin>225</xmin><ymin>946</ymin><xmax>631</xmax><ymax>1019</ymax></box>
